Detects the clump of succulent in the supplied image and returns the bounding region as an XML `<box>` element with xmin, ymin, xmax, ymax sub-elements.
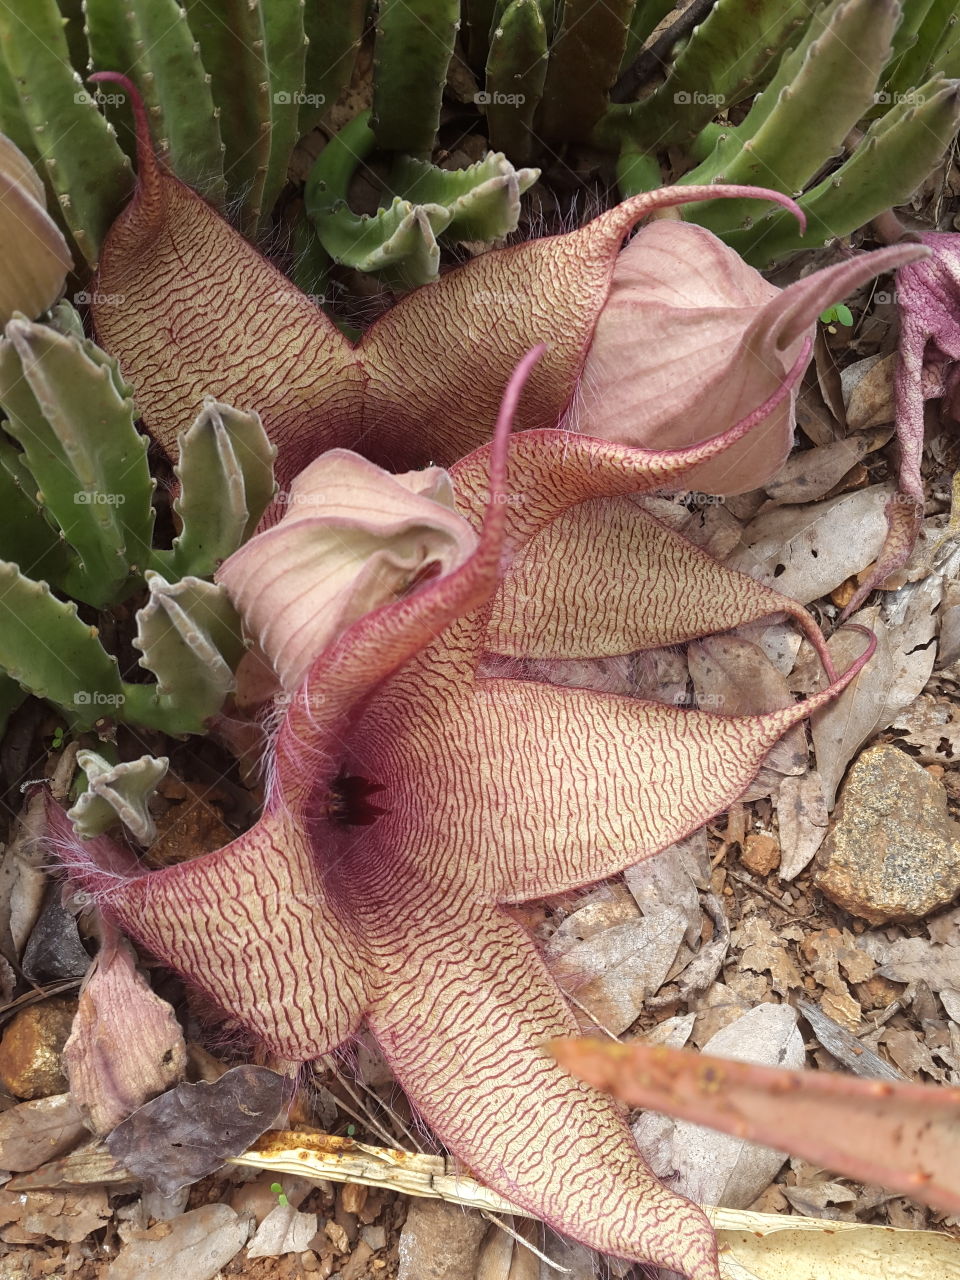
<box><xmin>0</xmin><ymin>304</ymin><xmax>276</xmax><ymax>736</ymax></box>
<box><xmin>54</xmin><ymin>353</ymin><xmax>881</xmax><ymax>1279</ymax></box>
<box><xmin>1</xmin><ymin>0</ymin><xmax>955</xmax><ymax>294</ymax></box>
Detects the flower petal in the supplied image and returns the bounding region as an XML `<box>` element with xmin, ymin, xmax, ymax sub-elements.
<box><xmin>358</xmin><ymin>185</ymin><xmax>802</xmax><ymax>469</ymax></box>
<box><xmin>485</xmin><ymin>494</ymin><xmax>831</xmax><ymax>667</ymax></box>
<box><xmin>350</xmin><ymin>633</ymin><xmax>872</xmax><ymax>908</ymax></box>
<box><xmin>217</xmin><ymin>451</ymin><xmax>477</xmax><ymax>692</ymax></box>
<box><xmin>0</xmin><ymin>135</ymin><xmax>72</xmax><ymax>326</ymax></box>
<box><xmin>49</xmin><ymin>803</ymin><xmax>369</xmax><ymax>1062</ymax></box>
<box><xmin>367</xmin><ymin>911</ymin><xmax>720</xmax><ymax>1278</ymax></box>
<box><xmin>572</xmin><ymin>224</ymin><xmax>928</xmax><ymax>495</ymax></box>
<box><xmin>89</xmin><ymin>74</ymin><xmax>359</xmax><ymax>484</ymax></box>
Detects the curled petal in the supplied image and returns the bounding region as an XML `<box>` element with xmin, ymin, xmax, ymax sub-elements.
<box><xmin>217</xmin><ymin>452</ymin><xmax>477</xmax><ymax>692</ymax></box>
<box><xmin>572</xmin><ymin>224</ymin><xmax>929</xmax><ymax>495</ymax></box>
<box><xmin>0</xmin><ymin>135</ymin><xmax>72</xmax><ymax>326</ymax></box>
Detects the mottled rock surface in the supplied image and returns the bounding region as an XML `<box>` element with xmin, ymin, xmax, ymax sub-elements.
<box><xmin>0</xmin><ymin>999</ymin><xmax>75</xmax><ymax>1099</ymax></box>
<box><xmin>814</xmin><ymin>745</ymin><xmax>960</xmax><ymax>924</ymax></box>
<box><xmin>397</xmin><ymin>1199</ymin><xmax>486</xmax><ymax>1280</ymax></box>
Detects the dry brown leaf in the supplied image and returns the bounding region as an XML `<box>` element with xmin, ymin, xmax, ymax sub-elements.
<box><xmin>632</xmin><ymin>1004</ymin><xmax>804</xmax><ymax>1211</ymax></box>
<box><xmin>763</xmin><ymin>429</ymin><xmax>892</xmax><ymax>506</ymax></box>
<box><xmin>843</xmin><ymin>352</ymin><xmax>896</xmax><ymax>430</ymax></box>
<box><xmin>734</xmin><ymin>916</ymin><xmax>803</xmax><ymax>995</ymax></box>
<box><xmin>776</xmin><ymin>771</ymin><xmax>829</xmax><ymax>880</ymax></box>
<box><xmin>728</xmin><ymin>487</ymin><xmax>891</xmax><ymax>605</ymax></box>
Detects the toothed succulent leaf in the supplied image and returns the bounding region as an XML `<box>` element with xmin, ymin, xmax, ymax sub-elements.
<box><xmin>159</xmin><ymin>398</ymin><xmax>277</xmax><ymax>581</ymax></box>
<box><xmin>68</xmin><ymin>749</ymin><xmax>168</xmax><ymax>844</ymax></box>
<box><xmin>301</xmin><ymin>0</ymin><xmax>365</xmax><ymax>134</ymax></box>
<box><xmin>0</xmin><ymin>315</ymin><xmax>154</xmax><ymax>607</ymax></box>
<box><xmin>127</xmin><ymin>573</ymin><xmax>244</xmax><ymax>734</ymax></box>
<box><xmin>0</xmin><ymin>0</ymin><xmax>132</xmax><ymax>264</ymax></box>
<box><xmin>685</xmin><ymin>0</ymin><xmax>900</xmax><ymax>235</ymax></box>
<box><xmin>0</xmin><ymin>436</ymin><xmax>70</xmax><ymax>584</ymax></box>
<box><xmin>390</xmin><ymin>152</ymin><xmax>539</xmax><ymax>242</ymax></box>
<box><xmin>0</xmin><ymin>560</ymin><xmax>123</xmax><ymax>729</ymax></box>
<box><xmin>311</xmin><ymin>194</ymin><xmax>452</xmax><ymax>291</ymax></box>
<box><xmin>484</xmin><ymin>0</ymin><xmax>548</xmax><ymax>165</ymax></box>
<box><xmin>539</xmin><ymin>0</ymin><xmax>634</xmax><ymax>143</ymax></box>
<box><xmin>181</xmin><ymin>0</ymin><xmax>271</xmax><ymax>234</ymax></box>
<box><xmin>721</xmin><ymin>77</ymin><xmax>960</xmax><ymax>267</ymax></box>
<box><xmin>602</xmin><ymin>0</ymin><xmax>809</xmax><ymax>151</ymax></box>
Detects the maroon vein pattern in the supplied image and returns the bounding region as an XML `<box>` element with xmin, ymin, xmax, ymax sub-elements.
<box><xmin>56</xmin><ymin>414</ymin><xmax>875</xmax><ymax>1279</ymax></box>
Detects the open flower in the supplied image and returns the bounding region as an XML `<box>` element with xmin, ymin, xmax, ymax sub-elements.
<box><xmin>0</xmin><ymin>134</ymin><xmax>72</xmax><ymax>327</ymax></box>
<box><xmin>54</xmin><ymin>355</ymin><xmax>876</xmax><ymax>1279</ymax></box>
<box><xmin>88</xmin><ymin>74</ymin><xmax>924</xmax><ymax>495</ymax></box>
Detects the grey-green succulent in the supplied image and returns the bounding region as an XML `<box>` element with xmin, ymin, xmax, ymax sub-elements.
<box><xmin>0</xmin><ymin>307</ymin><xmax>275</xmax><ymax>736</ymax></box>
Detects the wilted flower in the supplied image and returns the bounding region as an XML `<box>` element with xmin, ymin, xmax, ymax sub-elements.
<box><xmin>843</xmin><ymin>229</ymin><xmax>960</xmax><ymax>616</ymax></box>
<box><xmin>0</xmin><ymin>134</ymin><xmax>72</xmax><ymax>327</ymax></box>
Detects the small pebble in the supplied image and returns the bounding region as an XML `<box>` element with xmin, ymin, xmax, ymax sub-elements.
<box><xmin>361</xmin><ymin>1224</ymin><xmax>387</xmax><ymax>1251</ymax></box>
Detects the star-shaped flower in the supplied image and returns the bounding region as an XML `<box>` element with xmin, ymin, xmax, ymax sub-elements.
<box><xmin>54</xmin><ymin>355</ymin><xmax>873</xmax><ymax>1279</ymax></box>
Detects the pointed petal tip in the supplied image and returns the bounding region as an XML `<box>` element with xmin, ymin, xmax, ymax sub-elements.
<box><xmin>87</xmin><ymin>71</ymin><xmax>160</xmax><ymax>202</ymax></box>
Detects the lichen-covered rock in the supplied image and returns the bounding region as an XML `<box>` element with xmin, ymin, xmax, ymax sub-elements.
<box><xmin>814</xmin><ymin>745</ymin><xmax>960</xmax><ymax>924</ymax></box>
<box><xmin>0</xmin><ymin>999</ymin><xmax>76</xmax><ymax>1099</ymax></box>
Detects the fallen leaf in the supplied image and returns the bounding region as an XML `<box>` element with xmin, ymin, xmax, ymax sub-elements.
<box><xmin>64</xmin><ymin>928</ymin><xmax>186</xmax><ymax>1134</ymax></box>
<box><xmin>714</xmin><ymin>1214</ymin><xmax>960</xmax><ymax>1280</ymax></box>
<box><xmin>873</xmin><ymin>936</ymin><xmax>960</xmax><ymax>1015</ymax></box>
<box><xmin>632</xmin><ymin>1004</ymin><xmax>804</xmax><ymax>1210</ymax></box>
<box><xmin>728</xmin><ymin>487</ymin><xmax>891</xmax><ymax>605</ymax></box>
<box><xmin>763</xmin><ymin>429</ymin><xmax>891</xmax><ymax>506</ymax></box>
<box><xmin>246</xmin><ymin>1202</ymin><xmax>318</xmax><ymax>1258</ymax></box>
<box><xmin>776</xmin><ymin>771</ymin><xmax>829</xmax><ymax>880</ymax></box>
<box><xmin>106</xmin><ymin>1065</ymin><xmax>288</xmax><ymax>1196</ymax></box>
<box><xmin>843</xmin><ymin>351</ymin><xmax>896</xmax><ymax>430</ymax></box>
<box><xmin>734</xmin><ymin>916</ymin><xmax>803</xmax><ymax>995</ymax></box>
<box><xmin>550</xmin><ymin>1037</ymin><xmax>960</xmax><ymax>1213</ymax></box>
<box><xmin>0</xmin><ymin>1093</ymin><xmax>85</xmax><ymax>1172</ymax></box>
<box><xmin>688</xmin><ymin>636</ymin><xmax>806</xmax><ymax>779</ymax></box>
<box><xmin>624</xmin><ymin>829</ymin><xmax>708</xmax><ymax>946</ymax></box>
<box><xmin>890</xmin><ymin>693</ymin><xmax>960</xmax><ymax>765</ymax></box>
<box><xmin>810</xmin><ymin>608</ymin><xmax>893</xmax><ymax>809</ymax></box>
<box><xmin>18</xmin><ymin>1187</ymin><xmax>110</xmax><ymax>1242</ymax></box>
<box><xmin>106</xmin><ymin>1203</ymin><xmax>251</xmax><ymax>1279</ymax></box>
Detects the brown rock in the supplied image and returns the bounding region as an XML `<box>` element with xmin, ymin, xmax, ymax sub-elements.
<box><xmin>0</xmin><ymin>1000</ymin><xmax>76</xmax><ymax>1099</ymax></box>
<box><xmin>814</xmin><ymin>746</ymin><xmax>960</xmax><ymax>924</ymax></box>
<box><xmin>740</xmin><ymin>833</ymin><xmax>780</xmax><ymax>876</ymax></box>
<box><xmin>397</xmin><ymin>1200</ymin><xmax>486</xmax><ymax>1280</ymax></box>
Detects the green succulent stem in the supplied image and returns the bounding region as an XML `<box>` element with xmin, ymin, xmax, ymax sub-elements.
<box><xmin>371</xmin><ymin>0</ymin><xmax>460</xmax><ymax>156</ymax></box>
<box><xmin>484</xmin><ymin>0</ymin><xmax>549</xmax><ymax>165</ymax></box>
